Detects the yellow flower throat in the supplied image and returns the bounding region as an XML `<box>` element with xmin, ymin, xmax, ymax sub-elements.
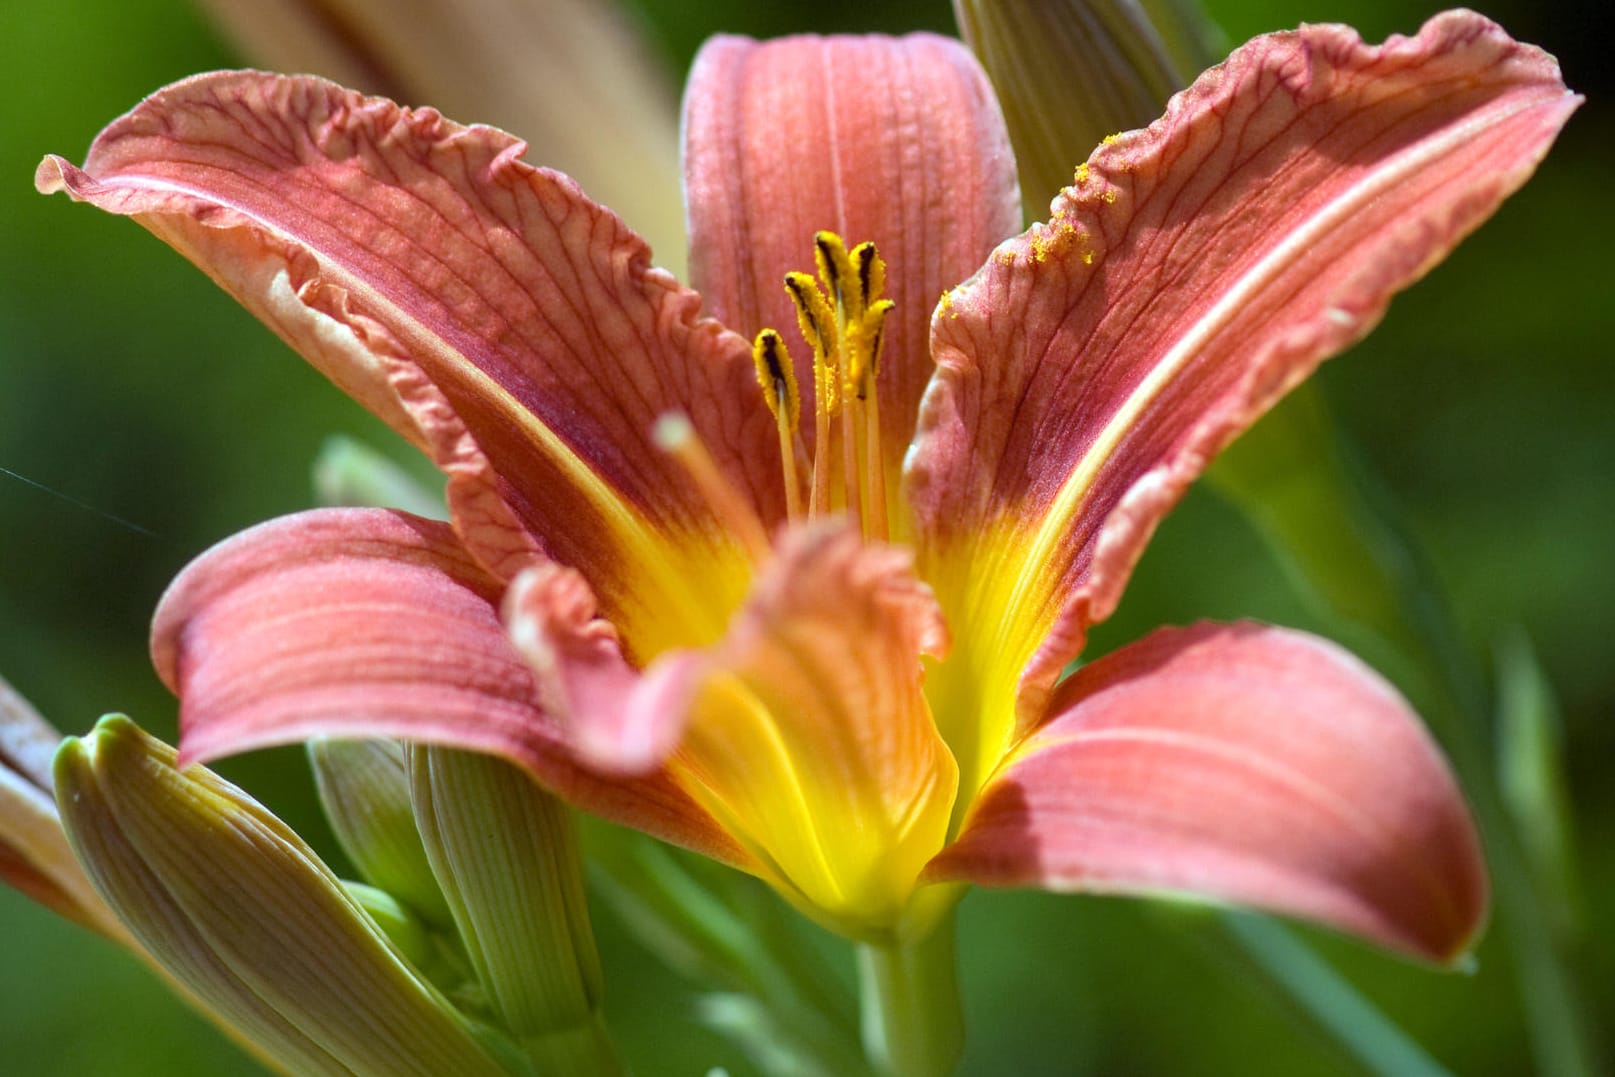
<box><xmin>649</xmin><ymin>235</ymin><xmax>955</xmax><ymax>936</ymax></box>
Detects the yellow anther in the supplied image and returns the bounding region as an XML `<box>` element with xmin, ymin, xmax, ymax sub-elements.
<box><xmin>1074</xmin><ymin>162</ymin><xmax>1090</xmax><ymax>185</ymax></box>
<box><xmin>765</xmin><ymin>233</ymin><xmax>896</xmax><ymax>536</ymax></box>
<box><xmin>752</xmin><ymin>329</ymin><xmax>801</xmax><ymax>432</ymax></box>
<box><xmin>813</xmin><ymin>231</ymin><xmax>851</xmax><ymax>311</ymax></box>
<box><xmin>849</xmin><ymin>241</ymin><xmax>885</xmax><ymax>317</ymax></box>
<box><xmin>751</xmin><ymin>330</ymin><xmax>804</xmax><ymax>521</ymax></box>
<box><xmin>784</xmin><ymin>272</ymin><xmax>837</xmax><ymax>361</ymax></box>
<box><xmin>844</xmin><ymin>298</ymin><xmax>893</xmax><ymax>400</ymax></box>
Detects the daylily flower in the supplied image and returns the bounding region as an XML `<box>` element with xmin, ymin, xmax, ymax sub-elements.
<box><xmin>37</xmin><ymin>11</ymin><xmax>1575</xmax><ymax>963</ymax></box>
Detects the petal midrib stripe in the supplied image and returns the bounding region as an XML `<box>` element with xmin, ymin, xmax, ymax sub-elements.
<box><xmin>1002</xmin><ymin>87</ymin><xmax>1562</xmax><ymax>639</ymax></box>
<box><xmin>111</xmin><ymin>170</ymin><xmax>718</xmax><ymax>633</ymax></box>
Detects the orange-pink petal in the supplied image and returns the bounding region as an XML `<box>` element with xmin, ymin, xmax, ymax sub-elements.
<box><xmin>652</xmin><ymin>525</ymin><xmax>957</xmax><ymax>932</ymax></box>
<box><xmin>151</xmin><ymin>508</ymin><xmax>748</xmax><ymax>868</ymax></box>
<box><xmin>37</xmin><ymin>71</ymin><xmax>778</xmax><ymax>656</ymax></box>
<box><xmin>684</xmin><ymin>34</ymin><xmax>1020</xmax><ymax>512</ymax></box>
<box><xmin>928</xmin><ymin>623</ymin><xmax>1487</xmax><ymax>964</ymax></box>
<box><xmin>502</xmin><ymin>561</ymin><xmax>684</xmax><ymax>776</ymax></box>
<box><xmin>191</xmin><ymin>0</ymin><xmax>687</xmax><ymax>264</ymax></box>
<box><xmin>906</xmin><ymin>12</ymin><xmax>1579</xmax><ymax>788</ymax></box>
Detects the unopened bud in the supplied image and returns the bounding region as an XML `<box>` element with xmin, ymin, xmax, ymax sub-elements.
<box><xmin>55</xmin><ymin>716</ymin><xmax>511</xmax><ymax>1077</ymax></box>
<box><xmin>309</xmin><ymin>737</ymin><xmax>453</xmax><ymax>927</ymax></box>
<box><xmin>954</xmin><ymin>0</ymin><xmax>1224</xmax><ymax>211</ymax></box>
<box><xmin>409</xmin><ymin>745</ymin><xmax>622</xmax><ymax>1073</ymax></box>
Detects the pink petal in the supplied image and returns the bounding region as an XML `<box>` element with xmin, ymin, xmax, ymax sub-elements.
<box><xmin>37</xmin><ymin>72</ymin><xmax>778</xmax><ymax>654</ymax></box>
<box><xmin>191</xmin><ymin>0</ymin><xmax>688</xmax><ymax>265</ymax></box>
<box><xmin>502</xmin><ymin>561</ymin><xmax>684</xmax><ymax>776</ymax></box>
<box><xmin>684</xmin><ymin>34</ymin><xmax>1020</xmax><ymax>500</ymax></box>
<box><xmin>929</xmin><ymin>623</ymin><xmax>1487</xmax><ymax>963</ymax></box>
<box><xmin>151</xmin><ymin>508</ymin><xmax>749</xmax><ymax>867</ymax></box>
<box><xmin>906</xmin><ymin>13</ymin><xmax>1579</xmax><ymax>754</ymax></box>
<box><xmin>649</xmin><ymin>525</ymin><xmax>958</xmax><ymax>931</ymax></box>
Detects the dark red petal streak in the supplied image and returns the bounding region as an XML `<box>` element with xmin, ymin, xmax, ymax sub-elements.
<box><xmin>929</xmin><ymin>623</ymin><xmax>1487</xmax><ymax>963</ymax></box>
<box><xmin>150</xmin><ymin>508</ymin><xmax>748</xmax><ymax>866</ymax></box>
<box><xmin>684</xmin><ymin>34</ymin><xmax>1020</xmax><ymax>516</ymax></box>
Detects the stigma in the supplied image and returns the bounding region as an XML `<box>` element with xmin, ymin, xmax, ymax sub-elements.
<box><xmin>753</xmin><ymin>231</ymin><xmax>893</xmax><ymax>541</ymax></box>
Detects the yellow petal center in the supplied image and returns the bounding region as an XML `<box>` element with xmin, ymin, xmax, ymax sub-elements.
<box><xmin>651</xmin><ymin>238</ymin><xmax>959</xmax><ymax>937</ymax></box>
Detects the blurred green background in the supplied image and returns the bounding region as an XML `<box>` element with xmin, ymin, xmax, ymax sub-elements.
<box><xmin>1</xmin><ymin>0</ymin><xmax>1609</xmax><ymax>1073</ymax></box>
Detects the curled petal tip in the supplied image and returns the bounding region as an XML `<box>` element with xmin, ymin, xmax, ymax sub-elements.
<box><xmin>503</xmin><ymin>562</ymin><xmax>685</xmax><ymax>777</ymax></box>
<box><xmin>33</xmin><ymin>154</ymin><xmax>70</xmax><ymax>195</ymax></box>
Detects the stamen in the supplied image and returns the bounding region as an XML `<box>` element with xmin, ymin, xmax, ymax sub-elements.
<box><xmin>762</xmin><ymin>232</ymin><xmax>896</xmax><ymax>536</ymax></box>
<box><xmin>784</xmin><ymin>272</ymin><xmax>839</xmax><ymax>390</ymax></box>
<box><xmin>653</xmin><ymin>412</ymin><xmax>772</xmax><ymax>563</ymax></box>
<box><xmin>752</xmin><ymin>330</ymin><xmax>803</xmax><ymax>520</ymax></box>
<box><xmin>841</xmin><ymin>385</ymin><xmax>863</xmax><ymax>533</ymax></box>
<box><xmin>785</xmin><ymin>270</ymin><xmax>841</xmax><ymax>515</ymax></box>
<box><xmin>814</xmin><ymin>231</ymin><xmax>849</xmax><ymax>314</ymax></box>
<box><xmin>851</xmin><ymin>241</ymin><xmax>884</xmax><ymax>314</ymax></box>
<box><xmin>863</xmin><ymin>389</ymin><xmax>887</xmax><ymax>541</ymax></box>
<box><xmin>844</xmin><ymin>298</ymin><xmax>893</xmax><ymax>402</ymax></box>
<box><xmin>861</xmin><ymin>301</ymin><xmax>891</xmax><ymax>541</ymax></box>
<box><xmin>752</xmin><ymin>329</ymin><xmax>802</xmax><ymax>431</ymax></box>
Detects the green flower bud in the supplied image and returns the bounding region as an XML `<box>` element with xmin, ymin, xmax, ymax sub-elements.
<box><xmin>953</xmin><ymin>0</ymin><xmax>1224</xmax><ymax>212</ymax></box>
<box><xmin>313</xmin><ymin>434</ymin><xmax>448</xmax><ymax>518</ymax></box>
<box><xmin>408</xmin><ymin>745</ymin><xmax>621</xmax><ymax>1073</ymax></box>
<box><xmin>309</xmin><ymin>737</ymin><xmax>453</xmax><ymax>927</ymax></box>
<box><xmin>55</xmin><ymin>715</ymin><xmax>512</xmax><ymax>1077</ymax></box>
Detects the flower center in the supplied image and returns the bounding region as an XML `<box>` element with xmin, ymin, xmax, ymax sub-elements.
<box><xmin>753</xmin><ymin>231</ymin><xmax>894</xmax><ymax>540</ymax></box>
<box><xmin>653</xmin><ymin>232</ymin><xmax>895</xmax><ymax>560</ymax></box>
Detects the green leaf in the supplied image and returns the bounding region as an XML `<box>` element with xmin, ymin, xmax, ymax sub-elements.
<box><xmin>1494</xmin><ymin>629</ymin><xmax>1582</xmax><ymax>939</ymax></box>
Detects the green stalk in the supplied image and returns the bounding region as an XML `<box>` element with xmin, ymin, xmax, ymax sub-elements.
<box><xmin>1220</xmin><ymin>912</ymin><xmax>1452</xmax><ymax>1077</ymax></box>
<box><xmin>857</xmin><ymin>912</ymin><xmax>963</xmax><ymax>1077</ymax></box>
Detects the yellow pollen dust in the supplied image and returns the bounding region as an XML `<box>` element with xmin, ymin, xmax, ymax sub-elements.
<box><xmin>1031</xmin><ymin>220</ymin><xmax>1085</xmax><ymax>265</ymax></box>
<box><xmin>752</xmin><ymin>230</ymin><xmax>894</xmax><ymax>541</ymax></box>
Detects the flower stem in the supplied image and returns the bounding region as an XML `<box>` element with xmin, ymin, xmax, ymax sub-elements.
<box><xmin>856</xmin><ymin>912</ymin><xmax>963</xmax><ymax>1077</ymax></box>
<box><xmin>521</xmin><ymin>1011</ymin><xmax>624</xmax><ymax>1076</ymax></box>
